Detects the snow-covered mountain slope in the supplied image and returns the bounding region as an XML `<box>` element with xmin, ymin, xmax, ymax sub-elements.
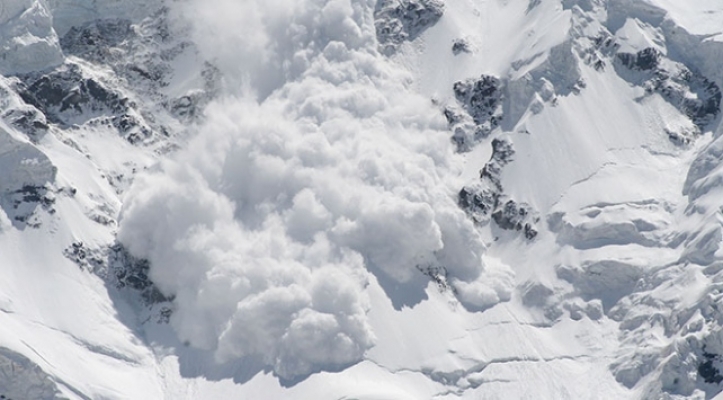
<box><xmin>1</xmin><ymin>0</ymin><xmax>723</xmax><ymax>399</ymax></box>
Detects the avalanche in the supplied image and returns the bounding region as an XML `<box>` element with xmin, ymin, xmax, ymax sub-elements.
<box><xmin>0</xmin><ymin>0</ymin><xmax>723</xmax><ymax>399</ymax></box>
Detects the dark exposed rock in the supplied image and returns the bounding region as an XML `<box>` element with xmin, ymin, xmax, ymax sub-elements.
<box><xmin>452</xmin><ymin>38</ymin><xmax>471</xmax><ymax>55</ymax></box>
<box><xmin>9</xmin><ymin>185</ymin><xmax>54</xmax><ymax>209</ymax></box>
<box><xmin>458</xmin><ymin>137</ymin><xmax>538</xmax><ymax>238</ymax></box>
<box><xmin>677</xmin><ymin>74</ymin><xmax>721</xmax><ymax>128</ymax></box>
<box><xmin>127</xmin><ymin>64</ymin><xmax>166</xmax><ymax>83</ymax></box>
<box><xmin>64</xmin><ymin>241</ymin><xmax>171</xmax><ymax>307</ymax></box>
<box><xmin>480</xmin><ymin>138</ymin><xmax>515</xmax><ymax>190</ymax></box>
<box><xmin>109</xmin><ymin>243</ymin><xmax>171</xmax><ymax>305</ymax></box>
<box><xmin>593</xmin><ymin>59</ymin><xmax>606</xmax><ymax>71</ymax></box>
<box><xmin>418</xmin><ymin>265</ymin><xmax>456</xmax><ymax>294</ymax></box>
<box><xmin>62</xmin><ymin>14</ymin><xmax>217</xmax><ymax>126</ymax></box>
<box><xmin>63</xmin><ymin>241</ymin><xmax>106</xmax><ymax>273</ymax></box>
<box><xmin>458</xmin><ymin>185</ymin><xmax>498</xmax><ymax>217</ymax></box>
<box><xmin>444</xmin><ymin>105</ymin><xmax>494</xmax><ymax>152</ymax></box>
<box><xmin>615</xmin><ymin>47</ymin><xmax>721</xmax><ymax>131</ymax></box>
<box><xmin>14</xmin><ymin>60</ymin><xmax>166</xmax><ymax>144</ymax></box>
<box><xmin>582</xmin><ymin>34</ymin><xmax>619</xmax><ymax>72</ymax></box>
<box><xmin>0</xmin><ymin>128</ymin><xmax>57</xmax><ymax>229</ymax></box>
<box><xmin>446</xmin><ymin>75</ymin><xmax>505</xmax><ymax>150</ymax></box>
<box><xmin>63</xmin><ymin>242</ymin><xmax>172</xmax><ymax>324</ymax></box>
<box><xmin>592</xmin><ymin>33</ymin><xmax>620</xmax><ymax>55</ymax></box>
<box><xmin>59</xmin><ymin>14</ymin><xmax>173</xmax><ymax>89</ymax></box>
<box><xmin>617</xmin><ymin>48</ymin><xmax>662</xmax><ymax>71</ymax></box>
<box><xmin>59</xmin><ymin>10</ymin><xmax>212</xmax><ymax>126</ymax></box>
<box><xmin>375</xmin><ymin>0</ymin><xmax>444</xmax><ymax>54</ymax></box>
<box><xmin>698</xmin><ymin>350</ymin><xmax>723</xmax><ymax>385</ymax></box>
<box><xmin>648</xmin><ymin>70</ymin><xmax>721</xmax><ymax>130</ymax></box>
<box><xmin>665</xmin><ymin>128</ymin><xmax>695</xmax><ymax>146</ymax></box>
<box><xmin>111</xmin><ymin>113</ymin><xmax>144</xmax><ymax>134</ymax></box>
<box><xmin>17</xmin><ymin>64</ymin><xmax>129</xmax><ymax>125</ymax></box>
<box><xmin>453</xmin><ymin>75</ymin><xmax>504</xmax><ymax>126</ymax></box>
<box><xmin>2</xmin><ymin>185</ymin><xmax>55</xmax><ymax>229</ymax></box>
<box><xmin>491</xmin><ymin>200</ymin><xmax>539</xmax><ymax>239</ymax></box>
<box><xmin>458</xmin><ymin>138</ymin><xmax>514</xmax><ymax>220</ymax></box>
<box><xmin>2</xmin><ymin>107</ymin><xmax>48</xmax><ymax>142</ymax></box>
<box><xmin>60</xmin><ymin>19</ymin><xmax>134</xmax><ymax>61</ymax></box>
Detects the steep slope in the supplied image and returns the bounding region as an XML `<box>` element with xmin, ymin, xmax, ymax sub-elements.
<box><xmin>0</xmin><ymin>0</ymin><xmax>723</xmax><ymax>399</ymax></box>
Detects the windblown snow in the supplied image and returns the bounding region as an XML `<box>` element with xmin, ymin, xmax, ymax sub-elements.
<box><xmin>1</xmin><ymin>0</ymin><xmax>723</xmax><ymax>399</ymax></box>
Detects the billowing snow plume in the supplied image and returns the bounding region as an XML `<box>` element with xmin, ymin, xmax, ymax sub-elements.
<box><xmin>118</xmin><ymin>0</ymin><xmax>513</xmax><ymax>379</ymax></box>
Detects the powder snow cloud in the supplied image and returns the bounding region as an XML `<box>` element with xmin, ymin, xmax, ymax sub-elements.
<box><xmin>118</xmin><ymin>0</ymin><xmax>514</xmax><ymax>379</ymax></box>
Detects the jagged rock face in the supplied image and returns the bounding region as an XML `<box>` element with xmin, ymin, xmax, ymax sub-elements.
<box><xmin>445</xmin><ymin>75</ymin><xmax>505</xmax><ymax>151</ymax></box>
<box><xmin>14</xmin><ymin>62</ymin><xmax>160</xmax><ymax>144</ymax></box>
<box><xmin>458</xmin><ymin>138</ymin><xmax>514</xmax><ymax>219</ymax></box>
<box><xmin>453</xmin><ymin>75</ymin><xmax>504</xmax><ymax>127</ymax></box>
<box><xmin>492</xmin><ymin>200</ymin><xmax>538</xmax><ymax>240</ymax></box>
<box><xmin>458</xmin><ymin>185</ymin><xmax>497</xmax><ymax>220</ymax></box>
<box><xmin>58</xmin><ymin>12</ymin><xmax>218</xmax><ymax>126</ymax></box>
<box><xmin>18</xmin><ymin>64</ymin><xmax>129</xmax><ymax>123</ymax></box>
<box><xmin>374</xmin><ymin>0</ymin><xmax>444</xmax><ymax>54</ymax></box>
<box><xmin>457</xmin><ymin>137</ymin><xmax>538</xmax><ymax>238</ymax></box>
<box><xmin>614</xmin><ymin>47</ymin><xmax>721</xmax><ymax>133</ymax></box>
<box><xmin>59</xmin><ymin>15</ymin><xmax>175</xmax><ymax>92</ymax></box>
<box><xmin>617</xmin><ymin>47</ymin><xmax>661</xmax><ymax>71</ymax></box>
<box><xmin>60</xmin><ymin>18</ymin><xmax>134</xmax><ymax>59</ymax></box>
<box><xmin>2</xmin><ymin>107</ymin><xmax>48</xmax><ymax>142</ymax></box>
<box><xmin>108</xmin><ymin>243</ymin><xmax>171</xmax><ymax>306</ymax></box>
<box><xmin>5</xmin><ymin>8</ymin><xmax>214</xmax><ymax>150</ymax></box>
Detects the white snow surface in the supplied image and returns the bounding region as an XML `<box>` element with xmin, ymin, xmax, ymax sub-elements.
<box><xmin>0</xmin><ymin>0</ymin><xmax>63</xmax><ymax>74</ymax></box>
<box><xmin>1</xmin><ymin>0</ymin><xmax>723</xmax><ymax>399</ymax></box>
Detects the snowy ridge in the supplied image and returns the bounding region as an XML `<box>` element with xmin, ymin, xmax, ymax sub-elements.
<box><xmin>0</xmin><ymin>0</ymin><xmax>723</xmax><ymax>399</ymax></box>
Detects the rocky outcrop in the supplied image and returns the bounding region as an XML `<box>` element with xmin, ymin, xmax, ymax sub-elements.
<box><xmin>453</xmin><ymin>75</ymin><xmax>504</xmax><ymax>127</ymax></box>
<box><xmin>63</xmin><ymin>241</ymin><xmax>171</xmax><ymax>320</ymax></box>
<box><xmin>109</xmin><ymin>243</ymin><xmax>170</xmax><ymax>306</ymax></box>
<box><xmin>458</xmin><ymin>138</ymin><xmax>514</xmax><ymax>219</ymax></box>
<box><xmin>452</xmin><ymin>38</ymin><xmax>471</xmax><ymax>55</ymax></box>
<box><xmin>458</xmin><ymin>137</ymin><xmax>538</xmax><ymax>238</ymax></box>
<box><xmin>60</xmin><ymin>12</ymin><xmax>218</xmax><ymax>124</ymax></box>
<box><xmin>445</xmin><ymin>75</ymin><xmax>504</xmax><ymax>151</ymax></box>
<box><xmin>17</xmin><ymin>64</ymin><xmax>130</xmax><ymax>123</ymax></box>
<box><xmin>617</xmin><ymin>47</ymin><xmax>661</xmax><ymax>71</ymax></box>
<box><xmin>60</xmin><ymin>19</ymin><xmax>134</xmax><ymax>60</ymax></box>
<box><xmin>375</xmin><ymin>0</ymin><xmax>444</xmax><ymax>54</ymax></box>
<box><xmin>492</xmin><ymin>200</ymin><xmax>538</xmax><ymax>240</ymax></box>
<box><xmin>15</xmin><ymin>62</ymin><xmax>158</xmax><ymax>144</ymax></box>
<box><xmin>614</xmin><ymin>47</ymin><xmax>721</xmax><ymax>133</ymax></box>
<box><xmin>1</xmin><ymin>106</ymin><xmax>48</xmax><ymax>142</ymax></box>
